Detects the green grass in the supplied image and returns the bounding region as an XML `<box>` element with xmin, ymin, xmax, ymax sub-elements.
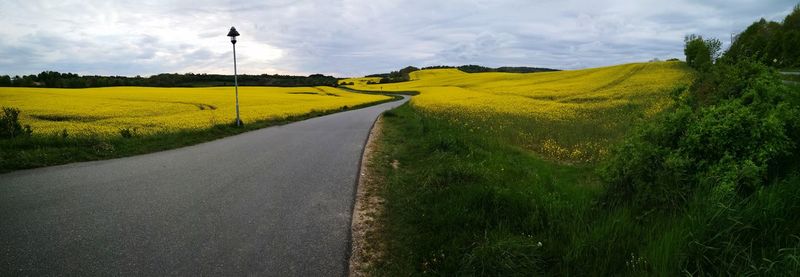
<box><xmin>0</xmin><ymin>95</ymin><xmax>401</xmax><ymax>172</ymax></box>
<box><xmin>371</xmin><ymin>103</ymin><xmax>800</xmax><ymax>276</ymax></box>
<box><xmin>373</xmin><ymin>104</ymin><xmax>598</xmax><ymax>275</ymax></box>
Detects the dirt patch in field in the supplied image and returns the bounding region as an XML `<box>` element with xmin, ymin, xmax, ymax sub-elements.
<box><xmin>349</xmin><ymin>116</ymin><xmax>388</xmax><ymax>277</ymax></box>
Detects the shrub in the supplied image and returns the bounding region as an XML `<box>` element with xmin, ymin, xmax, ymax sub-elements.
<box><xmin>600</xmin><ymin>59</ymin><xmax>800</xmax><ymax>211</ymax></box>
<box><xmin>1</xmin><ymin>107</ymin><xmax>33</xmax><ymax>138</ymax></box>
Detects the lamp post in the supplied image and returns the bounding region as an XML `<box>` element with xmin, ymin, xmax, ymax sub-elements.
<box><xmin>227</xmin><ymin>26</ymin><xmax>242</xmax><ymax>126</ymax></box>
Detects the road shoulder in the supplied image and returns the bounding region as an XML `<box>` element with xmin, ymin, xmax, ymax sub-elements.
<box><xmin>349</xmin><ymin>115</ymin><xmax>389</xmax><ymax>276</ymax></box>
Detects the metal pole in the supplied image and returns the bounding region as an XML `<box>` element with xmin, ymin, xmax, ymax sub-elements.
<box><xmin>233</xmin><ymin>42</ymin><xmax>240</xmax><ymax>126</ymax></box>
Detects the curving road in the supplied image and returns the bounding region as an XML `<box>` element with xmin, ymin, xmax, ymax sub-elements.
<box><xmin>0</xmin><ymin>96</ymin><xmax>408</xmax><ymax>276</ymax></box>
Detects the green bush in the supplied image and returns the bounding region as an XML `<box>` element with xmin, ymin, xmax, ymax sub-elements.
<box><xmin>1</xmin><ymin>107</ymin><xmax>32</xmax><ymax>138</ymax></box>
<box><xmin>600</xmin><ymin>59</ymin><xmax>800</xmax><ymax>211</ymax></box>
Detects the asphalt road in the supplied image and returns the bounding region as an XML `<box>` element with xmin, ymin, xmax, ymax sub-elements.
<box><xmin>0</xmin><ymin>96</ymin><xmax>408</xmax><ymax>276</ymax></box>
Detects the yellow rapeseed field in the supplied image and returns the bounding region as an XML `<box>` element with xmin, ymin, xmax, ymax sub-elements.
<box><xmin>0</xmin><ymin>86</ymin><xmax>390</xmax><ymax>136</ymax></box>
<box><xmin>347</xmin><ymin>61</ymin><xmax>694</xmax><ymax>162</ymax></box>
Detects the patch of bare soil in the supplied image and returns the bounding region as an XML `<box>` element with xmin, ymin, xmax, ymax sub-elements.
<box><xmin>349</xmin><ymin>116</ymin><xmax>389</xmax><ymax>277</ymax></box>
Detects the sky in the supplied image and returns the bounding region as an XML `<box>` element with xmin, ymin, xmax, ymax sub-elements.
<box><xmin>0</xmin><ymin>0</ymin><xmax>796</xmax><ymax>77</ymax></box>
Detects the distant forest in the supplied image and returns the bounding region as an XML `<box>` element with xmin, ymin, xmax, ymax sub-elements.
<box><xmin>425</xmin><ymin>64</ymin><xmax>560</xmax><ymax>73</ymax></box>
<box><xmin>0</xmin><ymin>64</ymin><xmax>561</xmax><ymax>88</ymax></box>
<box><xmin>364</xmin><ymin>65</ymin><xmax>559</xmax><ymax>84</ymax></box>
<box><xmin>0</xmin><ymin>72</ymin><xmax>339</xmax><ymax>88</ymax></box>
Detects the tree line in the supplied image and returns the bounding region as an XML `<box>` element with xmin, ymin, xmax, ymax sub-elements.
<box><xmin>685</xmin><ymin>5</ymin><xmax>800</xmax><ymax>72</ymax></box>
<box><xmin>365</xmin><ymin>66</ymin><xmax>421</xmax><ymax>83</ymax></box>
<box><xmin>726</xmin><ymin>6</ymin><xmax>800</xmax><ymax>69</ymax></box>
<box><xmin>0</xmin><ymin>71</ymin><xmax>339</xmax><ymax>88</ymax></box>
<box><xmin>435</xmin><ymin>64</ymin><xmax>559</xmax><ymax>73</ymax></box>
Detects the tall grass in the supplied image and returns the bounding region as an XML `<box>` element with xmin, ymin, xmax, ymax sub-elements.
<box><xmin>375</xmin><ymin>105</ymin><xmax>599</xmax><ymax>275</ymax></box>
<box><xmin>373</xmin><ymin>98</ymin><xmax>800</xmax><ymax>275</ymax></box>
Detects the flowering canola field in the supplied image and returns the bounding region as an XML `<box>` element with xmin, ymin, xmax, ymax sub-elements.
<box><xmin>347</xmin><ymin>61</ymin><xmax>693</xmax><ymax>162</ymax></box>
<box><xmin>0</xmin><ymin>86</ymin><xmax>389</xmax><ymax>136</ymax></box>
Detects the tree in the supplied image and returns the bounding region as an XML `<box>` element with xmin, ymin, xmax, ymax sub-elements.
<box><xmin>0</xmin><ymin>75</ymin><xmax>11</xmax><ymax>86</ymax></box>
<box><xmin>378</xmin><ymin>66</ymin><xmax>420</xmax><ymax>83</ymax></box>
<box><xmin>684</xmin><ymin>35</ymin><xmax>720</xmax><ymax>72</ymax></box>
<box><xmin>782</xmin><ymin>5</ymin><xmax>800</xmax><ymax>67</ymax></box>
<box><xmin>723</xmin><ymin>12</ymin><xmax>800</xmax><ymax>67</ymax></box>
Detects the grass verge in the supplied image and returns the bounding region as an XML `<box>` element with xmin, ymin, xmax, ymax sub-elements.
<box><xmin>370</xmin><ymin>103</ymin><xmax>599</xmax><ymax>275</ymax></box>
<box><xmin>350</xmin><ymin>116</ymin><xmax>390</xmax><ymax>277</ymax></box>
<box><xmin>369</xmin><ymin>102</ymin><xmax>800</xmax><ymax>275</ymax></box>
<box><xmin>0</xmin><ymin>95</ymin><xmax>401</xmax><ymax>173</ymax></box>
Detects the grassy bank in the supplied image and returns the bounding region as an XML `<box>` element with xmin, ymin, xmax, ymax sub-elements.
<box><xmin>370</xmin><ymin>101</ymin><xmax>800</xmax><ymax>275</ymax></box>
<box><xmin>372</xmin><ymin>104</ymin><xmax>598</xmax><ymax>275</ymax></box>
<box><xmin>0</xmin><ymin>95</ymin><xmax>400</xmax><ymax>172</ymax></box>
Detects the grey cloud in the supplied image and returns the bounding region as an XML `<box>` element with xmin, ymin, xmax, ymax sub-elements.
<box><xmin>0</xmin><ymin>0</ymin><xmax>797</xmax><ymax>77</ymax></box>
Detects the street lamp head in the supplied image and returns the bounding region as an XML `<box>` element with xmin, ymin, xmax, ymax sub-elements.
<box><xmin>227</xmin><ymin>26</ymin><xmax>240</xmax><ymax>44</ymax></box>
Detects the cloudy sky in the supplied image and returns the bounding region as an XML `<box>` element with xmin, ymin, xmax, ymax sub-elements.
<box><xmin>0</xmin><ymin>0</ymin><xmax>796</xmax><ymax>77</ymax></box>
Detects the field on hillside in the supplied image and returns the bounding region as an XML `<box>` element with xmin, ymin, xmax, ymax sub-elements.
<box><xmin>346</xmin><ymin>61</ymin><xmax>693</xmax><ymax>162</ymax></box>
<box><xmin>0</xmin><ymin>86</ymin><xmax>389</xmax><ymax>136</ymax></box>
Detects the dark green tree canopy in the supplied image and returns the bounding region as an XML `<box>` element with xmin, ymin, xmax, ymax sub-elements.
<box><xmin>684</xmin><ymin>34</ymin><xmax>721</xmax><ymax>72</ymax></box>
<box><xmin>723</xmin><ymin>5</ymin><xmax>800</xmax><ymax>68</ymax></box>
